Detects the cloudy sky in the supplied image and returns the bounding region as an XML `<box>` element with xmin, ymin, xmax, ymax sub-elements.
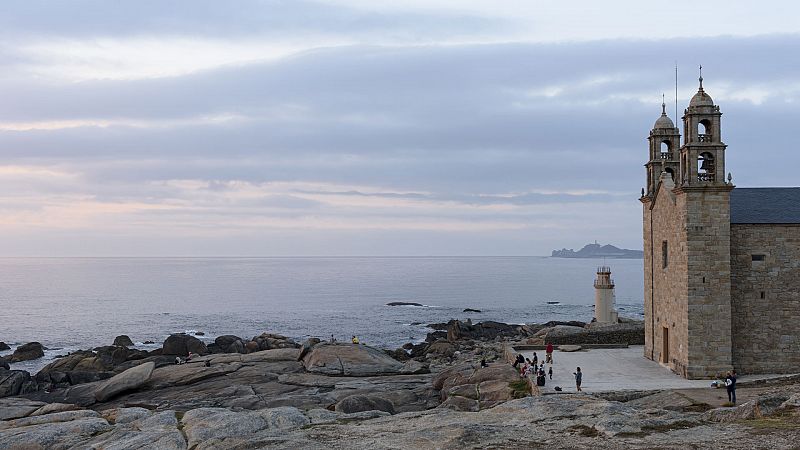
<box><xmin>1</xmin><ymin>1</ymin><xmax>798</xmax><ymax>256</ymax></box>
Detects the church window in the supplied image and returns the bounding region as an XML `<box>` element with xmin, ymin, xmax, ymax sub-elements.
<box><xmin>751</xmin><ymin>254</ymin><xmax>765</xmax><ymax>261</ymax></box>
<box><xmin>760</xmin><ymin>291</ymin><xmax>766</xmax><ymax>299</ymax></box>
<box><xmin>662</xmin><ymin>241</ymin><xmax>668</xmax><ymax>269</ymax></box>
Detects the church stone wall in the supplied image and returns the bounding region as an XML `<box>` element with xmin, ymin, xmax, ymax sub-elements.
<box><xmin>731</xmin><ymin>224</ymin><xmax>800</xmax><ymax>374</ymax></box>
<box><xmin>683</xmin><ymin>189</ymin><xmax>733</xmax><ymax>378</ymax></box>
<box><xmin>644</xmin><ymin>185</ymin><xmax>690</xmax><ymax>377</ymax></box>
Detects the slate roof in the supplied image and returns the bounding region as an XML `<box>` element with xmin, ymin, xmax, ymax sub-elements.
<box><xmin>730</xmin><ymin>188</ymin><xmax>800</xmax><ymax>224</ymax></box>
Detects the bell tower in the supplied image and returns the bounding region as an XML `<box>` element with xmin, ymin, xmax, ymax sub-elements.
<box><xmin>646</xmin><ymin>97</ymin><xmax>681</xmax><ymax>195</ymax></box>
<box><xmin>642</xmin><ymin>68</ymin><xmax>735</xmax><ymax>379</ymax></box>
<box><xmin>679</xmin><ymin>68</ymin><xmax>727</xmax><ymax>186</ymax></box>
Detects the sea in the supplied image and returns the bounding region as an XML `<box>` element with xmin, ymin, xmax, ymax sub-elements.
<box><xmin>0</xmin><ymin>256</ymin><xmax>644</xmax><ymax>372</ymax></box>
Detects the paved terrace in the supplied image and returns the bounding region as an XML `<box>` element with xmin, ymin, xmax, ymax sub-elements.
<box><xmin>517</xmin><ymin>345</ymin><xmax>780</xmax><ymax>393</ymax></box>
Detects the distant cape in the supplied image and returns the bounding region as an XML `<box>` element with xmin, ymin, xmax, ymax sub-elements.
<box><xmin>551</xmin><ymin>243</ymin><xmax>643</xmax><ymax>259</ymax></box>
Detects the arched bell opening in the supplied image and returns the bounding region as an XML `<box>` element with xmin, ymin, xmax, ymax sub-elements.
<box><xmin>697</xmin><ymin>152</ymin><xmax>715</xmax><ymax>182</ymax></box>
<box><xmin>698</xmin><ymin>119</ymin><xmax>712</xmax><ymax>142</ymax></box>
<box><xmin>664</xmin><ymin>167</ymin><xmax>675</xmax><ymax>182</ymax></box>
<box><xmin>660</xmin><ymin>140</ymin><xmax>672</xmax><ymax>160</ymax></box>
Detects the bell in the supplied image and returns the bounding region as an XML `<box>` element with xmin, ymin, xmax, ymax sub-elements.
<box><xmin>699</xmin><ymin>157</ymin><xmax>714</xmax><ymax>172</ymax></box>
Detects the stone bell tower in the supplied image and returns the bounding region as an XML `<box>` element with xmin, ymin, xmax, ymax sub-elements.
<box><xmin>646</xmin><ymin>98</ymin><xmax>682</xmax><ymax>195</ymax></box>
<box><xmin>679</xmin><ymin>70</ymin><xmax>727</xmax><ymax>186</ymax></box>
<box><xmin>642</xmin><ymin>69</ymin><xmax>735</xmax><ymax>378</ymax></box>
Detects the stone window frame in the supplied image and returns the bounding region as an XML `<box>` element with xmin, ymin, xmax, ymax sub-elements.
<box><xmin>751</xmin><ymin>253</ymin><xmax>767</xmax><ymax>270</ymax></box>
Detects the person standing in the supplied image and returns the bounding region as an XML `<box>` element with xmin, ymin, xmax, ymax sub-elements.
<box><xmin>573</xmin><ymin>367</ymin><xmax>583</xmax><ymax>392</ymax></box>
<box><xmin>725</xmin><ymin>370</ymin><xmax>737</xmax><ymax>405</ymax></box>
<box><xmin>548</xmin><ymin>366</ymin><xmax>553</xmax><ymax>380</ymax></box>
<box><xmin>546</xmin><ymin>343</ymin><xmax>554</xmax><ymax>364</ymax></box>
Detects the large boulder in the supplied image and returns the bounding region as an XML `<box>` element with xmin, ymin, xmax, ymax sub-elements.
<box><xmin>335</xmin><ymin>394</ymin><xmax>395</xmax><ymax>414</ymax></box>
<box><xmin>251</xmin><ymin>333</ymin><xmax>301</xmax><ymax>352</ymax></box>
<box><xmin>0</xmin><ymin>357</ymin><xmax>8</xmax><ymax>370</ymax></box>
<box><xmin>162</xmin><ymin>333</ymin><xmax>208</xmax><ymax>356</ymax></box>
<box><xmin>10</xmin><ymin>342</ymin><xmax>45</xmax><ymax>362</ymax></box>
<box><xmin>445</xmin><ymin>320</ymin><xmax>523</xmax><ymax>342</ymax></box>
<box><xmin>0</xmin><ymin>341</ymin><xmax>10</xmax><ymax>350</ymax></box>
<box><xmin>0</xmin><ymin>369</ymin><xmax>37</xmax><ymax>398</ymax></box>
<box><xmin>113</xmin><ymin>335</ymin><xmax>134</xmax><ymax>347</ymax></box>
<box><xmin>425</xmin><ymin>340</ymin><xmax>456</xmax><ymax>357</ymax></box>
<box><xmin>302</xmin><ymin>343</ymin><xmax>404</xmax><ymax>376</ymax></box>
<box><xmin>35</xmin><ymin>350</ymin><xmax>115</xmax><ymax>389</ymax></box>
<box><xmin>434</xmin><ymin>363</ymin><xmax>521</xmax><ymax>411</ymax></box>
<box><xmin>94</xmin><ymin>361</ymin><xmax>155</xmax><ymax>402</ymax></box>
<box><xmin>214</xmin><ymin>335</ymin><xmax>244</xmax><ymax>353</ymax></box>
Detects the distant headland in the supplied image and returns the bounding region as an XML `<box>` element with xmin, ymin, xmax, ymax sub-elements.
<box><xmin>551</xmin><ymin>242</ymin><xmax>643</xmax><ymax>259</ymax></box>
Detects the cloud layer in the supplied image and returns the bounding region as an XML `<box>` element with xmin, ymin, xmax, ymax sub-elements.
<box><xmin>1</xmin><ymin>1</ymin><xmax>799</xmax><ymax>255</ymax></box>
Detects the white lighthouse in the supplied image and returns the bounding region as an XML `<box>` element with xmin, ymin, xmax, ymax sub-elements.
<box><xmin>594</xmin><ymin>266</ymin><xmax>618</xmax><ymax>323</ymax></box>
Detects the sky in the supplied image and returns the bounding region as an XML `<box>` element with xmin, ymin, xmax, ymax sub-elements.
<box><xmin>1</xmin><ymin>0</ymin><xmax>799</xmax><ymax>256</ymax></box>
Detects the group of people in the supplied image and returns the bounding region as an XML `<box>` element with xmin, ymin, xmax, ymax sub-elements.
<box><xmin>510</xmin><ymin>344</ymin><xmax>584</xmax><ymax>392</ymax></box>
<box><xmin>328</xmin><ymin>335</ymin><xmax>360</xmax><ymax>344</ymax></box>
<box><xmin>515</xmin><ymin>353</ymin><xmax>554</xmax><ymax>387</ymax></box>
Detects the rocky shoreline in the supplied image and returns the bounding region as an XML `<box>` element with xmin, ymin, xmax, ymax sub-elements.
<box><xmin>2</xmin><ymin>319</ymin><xmax>800</xmax><ymax>448</ymax></box>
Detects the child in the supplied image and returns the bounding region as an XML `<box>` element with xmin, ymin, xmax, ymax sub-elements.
<box><xmin>573</xmin><ymin>367</ymin><xmax>583</xmax><ymax>392</ymax></box>
<box><xmin>548</xmin><ymin>366</ymin><xmax>553</xmax><ymax>380</ymax></box>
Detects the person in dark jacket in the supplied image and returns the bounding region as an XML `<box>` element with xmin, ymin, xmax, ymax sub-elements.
<box><xmin>573</xmin><ymin>367</ymin><xmax>583</xmax><ymax>392</ymax></box>
<box><xmin>725</xmin><ymin>370</ymin><xmax>737</xmax><ymax>404</ymax></box>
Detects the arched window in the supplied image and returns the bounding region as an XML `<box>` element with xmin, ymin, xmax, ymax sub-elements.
<box><xmin>698</xmin><ymin>152</ymin><xmax>715</xmax><ymax>181</ymax></box>
<box><xmin>664</xmin><ymin>167</ymin><xmax>675</xmax><ymax>181</ymax></box>
<box><xmin>698</xmin><ymin>119</ymin><xmax>712</xmax><ymax>142</ymax></box>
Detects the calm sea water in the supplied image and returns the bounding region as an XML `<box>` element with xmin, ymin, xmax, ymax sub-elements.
<box><xmin>0</xmin><ymin>257</ymin><xmax>644</xmax><ymax>371</ymax></box>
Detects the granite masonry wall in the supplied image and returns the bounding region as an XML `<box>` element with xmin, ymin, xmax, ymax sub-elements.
<box><xmin>683</xmin><ymin>188</ymin><xmax>734</xmax><ymax>378</ymax></box>
<box><xmin>644</xmin><ymin>183</ymin><xmax>735</xmax><ymax>379</ymax></box>
<box><xmin>643</xmin><ymin>180</ymin><xmax>690</xmax><ymax>377</ymax></box>
<box><xmin>730</xmin><ymin>224</ymin><xmax>800</xmax><ymax>374</ymax></box>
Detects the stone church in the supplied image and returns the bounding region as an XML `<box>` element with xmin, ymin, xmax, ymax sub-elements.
<box><xmin>640</xmin><ymin>74</ymin><xmax>800</xmax><ymax>379</ymax></box>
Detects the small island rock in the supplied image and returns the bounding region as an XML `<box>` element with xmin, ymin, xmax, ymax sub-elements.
<box><xmin>10</xmin><ymin>342</ymin><xmax>45</xmax><ymax>363</ymax></box>
<box><xmin>386</xmin><ymin>301</ymin><xmax>424</xmax><ymax>307</ymax></box>
<box><xmin>113</xmin><ymin>335</ymin><xmax>134</xmax><ymax>347</ymax></box>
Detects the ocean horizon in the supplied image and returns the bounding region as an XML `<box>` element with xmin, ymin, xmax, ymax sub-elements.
<box><xmin>0</xmin><ymin>256</ymin><xmax>644</xmax><ymax>372</ymax></box>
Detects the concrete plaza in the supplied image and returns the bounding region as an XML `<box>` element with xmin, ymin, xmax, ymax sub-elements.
<box><xmin>520</xmin><ymin>345</ymin><xmax>736</xmax><ymax>393</ymax></box>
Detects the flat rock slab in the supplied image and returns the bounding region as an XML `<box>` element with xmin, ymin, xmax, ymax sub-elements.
<box><xmin>191</xmin><ymin>348</ymin><xmax>299</xmax><ymax>366</ymax></box>
<box><xmin>148</xmin><ymin>362</ymin><xmax>242</xmax><ymax>389</ymax></box>
<box><xmin>559</xmin><ymin>345</ymin><xmax>582</xmax><ymax>352</ymax></box>
<box><xmin>0</xmin><ymin>397</ymin><xmax>46</xmax><ymax>420</ymax></box>
<box><xmin>302</xmin><ymin>343</ymin><xmax>404</xmax><ymax>376</ymax></box>
<box><xmin>182</xmin><ymin>406</ymin><xmax>309</xmax><ymax>448</ymax></box>
<box><xmin>95</xmin><ymin>361</ymin><xmax>155</xmax><ymax>402</ymax></box>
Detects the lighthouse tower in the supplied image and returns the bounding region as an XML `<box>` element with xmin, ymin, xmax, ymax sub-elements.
<box><xmin>594</xmin><ymin>266</ymin><xmax>618</xmax><ymax>323</ymax></box>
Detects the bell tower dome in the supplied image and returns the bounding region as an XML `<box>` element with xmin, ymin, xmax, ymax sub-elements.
<box><xmin>679</xmin><ymin>68</ymin><xmax>728</xmax><ymax>186</ymax></box>
<box><xmin>645</xmin><ymin>97</ymin><xmax>681</xmax><ymax>196</ymax></box>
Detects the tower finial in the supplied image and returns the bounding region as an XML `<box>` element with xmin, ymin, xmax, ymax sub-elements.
<box><xmin>662</xmin><ymin>93</ymin><xmax>666</xmax><ymax>115</ymax></box>
<box><xmin>698</xmin><ymin>64</ymin><xmax>704</xmax><ymax>90</ymax></box>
